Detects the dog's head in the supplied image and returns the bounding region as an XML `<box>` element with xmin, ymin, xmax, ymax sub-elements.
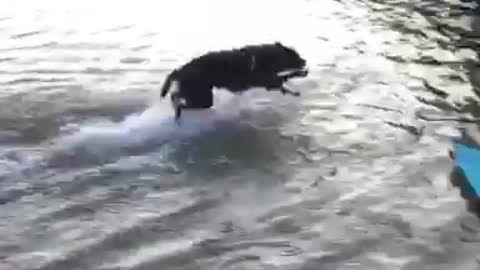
<box><xmin>272</xmin><ymin>42</ymin><xmax>307</xmax><ymax>74</ymax></box>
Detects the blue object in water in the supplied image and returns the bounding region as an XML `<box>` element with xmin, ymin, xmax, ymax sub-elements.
<box><xmin>451</xmin><ymin>137</ymin><xmax>480</xmax><ymax>198</ymax></box>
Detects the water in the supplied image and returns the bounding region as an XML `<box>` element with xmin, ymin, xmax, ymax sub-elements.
<box><xmin>1</xmin><ymin>0</ymin><xmax>480</xmax><ymax>269</ymax></box>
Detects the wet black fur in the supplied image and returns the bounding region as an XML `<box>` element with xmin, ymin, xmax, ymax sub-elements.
<box><xmin>159</xmin><ymin>42</ymin><xmax>308</xmax><ymax>121</ymax></box>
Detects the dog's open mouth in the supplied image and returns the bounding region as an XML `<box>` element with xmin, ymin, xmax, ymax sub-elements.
<box><xmin>277</xmin><ymin>68</ymin><xmax>309</xmax><ymax>78</ymax></box>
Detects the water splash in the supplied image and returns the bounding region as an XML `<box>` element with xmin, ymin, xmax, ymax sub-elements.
<box><xmin>42</xmin><ymin>89</ymin><xmax>266</xmax><ymax>167</ymax></box>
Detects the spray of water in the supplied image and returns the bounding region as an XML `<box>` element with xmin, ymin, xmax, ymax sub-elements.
<box><xmin>43</xmin><ymin>89</ymin><xmax>267</xmax><ymax>166</ymax></box>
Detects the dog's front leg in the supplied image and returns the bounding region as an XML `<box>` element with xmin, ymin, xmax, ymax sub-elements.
<box><xmin>266</xmin><ymin>76</ymin><xmax>301</xmax><ymax>96</ymax></box>
<box><xmin>264</xmin><ymin>74</ymin><xmax>301</xmax><ymax>96</ymax></box>
<box><xmin>280</xmin><ymin>85</ymin><xmax>300</xmax><ymax>96</ymax></box>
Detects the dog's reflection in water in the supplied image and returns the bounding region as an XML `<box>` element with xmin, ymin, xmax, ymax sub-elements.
<box><xmin>166</xmin><ymin>119</ymin><xmax>298</xmax><ymax>179</ymax></box>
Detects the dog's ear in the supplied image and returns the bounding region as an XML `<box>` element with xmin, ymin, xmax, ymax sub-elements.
<box><xmin>275</xmin><ymin>41</ymin><xmax>283</xmax><ymax>47</ymax></box>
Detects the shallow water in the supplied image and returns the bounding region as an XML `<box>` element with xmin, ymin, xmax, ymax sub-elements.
<box><xmin>2</xmin><ymin>0</ymin><xmax>480</xmax><ymax>269</ymax></box>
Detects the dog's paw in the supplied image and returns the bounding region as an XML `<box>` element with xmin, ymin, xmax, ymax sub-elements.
<box><xmin>298</xmin><ymin>69</ymin><xmax>309</xmax><ymax>77</ymax></box>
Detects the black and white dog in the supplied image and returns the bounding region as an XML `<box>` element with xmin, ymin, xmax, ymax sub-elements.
<box><xmin>159</xmin><ymin>42</ymin><xmax>309</xmax><ymax>121</ymax></box>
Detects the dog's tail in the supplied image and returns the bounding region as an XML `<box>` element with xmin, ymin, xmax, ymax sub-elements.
<box><xmin>160</xmin><ymin>69</ymin><xmax>177</xmax><ymax>99</ymax></box>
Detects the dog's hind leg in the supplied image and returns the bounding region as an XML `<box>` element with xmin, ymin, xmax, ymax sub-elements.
<box><xmin>175</xmin><ymin>105</ymin><xmax>182</xmax><ymax>123</ymax></box>
<box><xmin>171</xmin><ymin>91</ymin><xmax>186</xmax><ymax>124</ymax></box>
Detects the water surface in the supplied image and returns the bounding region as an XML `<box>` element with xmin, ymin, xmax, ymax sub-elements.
<box><xmin>1</xmin><ymin>1</ymin><xmax>480</xmax><ymax>269</ymax></box>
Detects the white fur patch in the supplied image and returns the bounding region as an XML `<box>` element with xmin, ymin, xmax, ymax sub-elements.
<box><xmin>277</xmin><ymin>69</ymin><xmax>304</xmax><ymax>77</ymax></box>
<box><xmin>170</xmin><ymin>80</ymin><xmax>180</xmax><ymax>95</ymax></box>
<box><xmin>169</xmin><ymin>80</ymin><xmax>187</xmax><ymax>108</ymax></box>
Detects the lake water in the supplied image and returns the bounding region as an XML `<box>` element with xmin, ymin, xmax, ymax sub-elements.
<box><xmin>2</xmin><ymin>0</ymin><xmax>480</xmax><ymax>269</ymax></box>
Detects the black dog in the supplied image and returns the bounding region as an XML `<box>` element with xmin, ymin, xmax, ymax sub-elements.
<box><xmin>159</xmin><ymin>42</ymin><xmax>309</xmax><ymax>121</ymax></box>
